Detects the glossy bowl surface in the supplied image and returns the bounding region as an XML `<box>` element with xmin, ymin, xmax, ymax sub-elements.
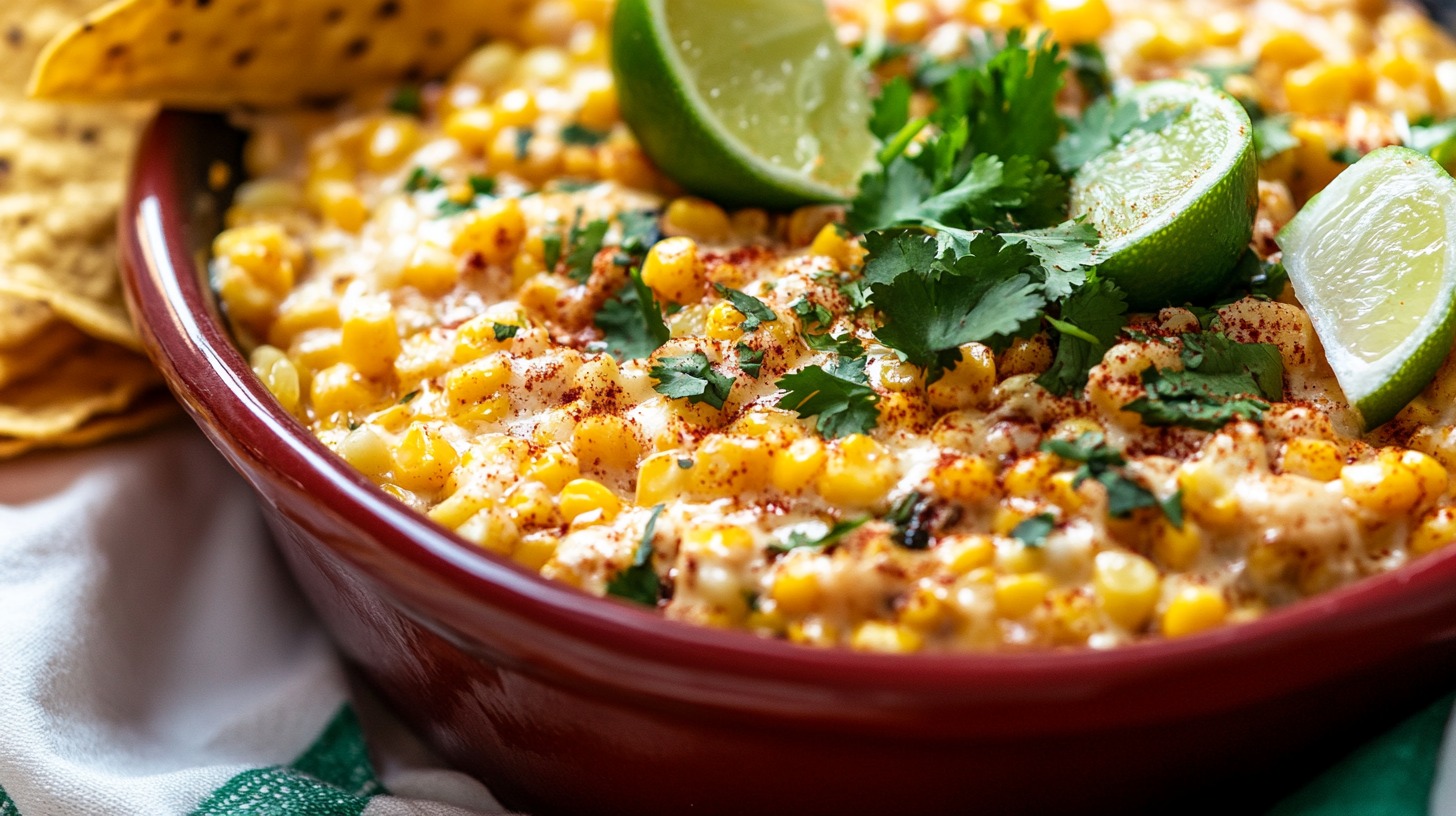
<box><xmin>121</xmin><ymin>110</ymin><xmax>1456</xmax><ymax>815</ymax></box>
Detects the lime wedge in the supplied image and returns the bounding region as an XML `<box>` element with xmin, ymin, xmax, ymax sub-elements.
<box><xmin>1276</xmin><ymin>146</ymin><xmax>1456</xmax><ymax>431</ymax></box>
<box><xmin>611</xmin><ymin>0</ymin><xmax>878</xmax><ymax>208</ymax></box>
<box><xmin>1069</xmin><ymin>81</ymin><xmax>1258</xmax><ymax>309</ymax></box>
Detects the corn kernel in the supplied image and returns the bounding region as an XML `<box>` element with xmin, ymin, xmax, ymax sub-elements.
<box><xmin>1260</xmin><ymin>30</ymin><xmax>1322</xmax><ymax>68</ymax></box>
<box><xmin>817</xmin><ymin>435</ymin><xmax>899</xmax><ymax>509</ymax></box>
<box><xmin>575</xmin><ymin>71</ymin><xmax>619</xmax><ymax>132</ymax></box>
<box><xmin>403</xmin><ymin>243</ymin><xmax>459</xmax><ymax>295</ymax></box>
<box><xmin>690</xmin><ymin>435</ymin><xmax>772</xmax><ymax>495</ymax></box>
<box><xmin>640</xmin><ymin>236</ymin><xmax>706</xmax><ymax>304</ymax></box>
<box><xmin>513</xmin><ymin>533</ymin><xmax>559</xmax><ymax>571</ymax></box>
<box><xmin>770</xmin><ymin>437</ymin><xmax>826</xmax><ymax>494</ymax></box>
<box><xmin>508</xmin><ymin>481</ymin><xmax>559</xmax><ymax>527</ymax></box>
<box><xmin>525</xmin><ymin>447</ymin><xmax>580</xmax><ymax>492</ymax></box>
<box><xmin>1284</xmin><ymin>61</ymin><xmax>1374</xmax><ymax>117</ymax></box>
<box><xmin>312</xmin><ymin>180</ymin><xmax>368</xmax><ymax>232</ymax></box>
<box><xmin>771</xmin><ymin>562</ymin><xmax>822</xmax><ymax>615</ymax></box>
<box><xmin>445</xmin><ymin>354</ymin><xmax>512</xmax><ymax>413</ymax></box>
<box><xmin>663</xmin><ymin>197</ymin><xmax>731</xmax><ymax>243</ymax></box>
<box><xmin>851</xmin><ymin>620</ymin><xmax>924</xmax><ymax>653</ymax></box>
<box><xmin>1411</xmin><ymin>506</ymin><xmax>1456</xmax><ymax>556</ymax></box>
<box><xmin>444</xmin><ymin>106</ymin><xmax>499</xmax><ymax>155</ymax></box>
<box><xmin>1036</xmin><ymin>0</ymin><xmax>1112</xmax><ymax>44</ymax></box>
<box><xmin>899</xmin><ymin>585</ymin><xmax>947</xmax><ymax>631</ymax></box>
<box><xmin>786</xmin><ymin>205</ymin><xmax>837</xmax><ymax>247</ymax></box>
<box><xmin>310</xmin><ymin>362</ymin><xmax>377</xmax><ymax>419</ymax></box>
<box><xmin>808</xmin><ymin>223</ymin><xmax>863</xmax><ymax>270</ymax></box>
<box><xmin>573</xmin><ymin>414</ymin><xmax>644</xmax><ymax>472</ymax></box>
<box><xmin>927</xmin><ymin>343</ymin><xmax>997</xmax><ymax>411</ymax></box>
<box><xmin>1282</xmin><ymin>438</ymin><xmax>1344</xmax><ymax>481</ymax></box>
<box><xmin>1004</xmin><ymin>452</ymin><xmax>1059</xmax><ymax>499</ymax></box>
<box><xmin>994</xmin><ymin>572</ymin><xmax>1052</xmax><ymax>619</ymax></box>
<box><xmin>1177</xmin><ymin>460</ymin><xmax>1240</xmax><ymax>527</ymax></box>
<box><xmin>974</xmin><ymin>0</ymin><xmax>1031</xmax><ymax>29</ymax></box>
<box><xmin>683</xmin><ymin>525</ymin><xmax>756</xmax><ymax>560</ymax></box>
<box><xmin>1093</xmin><ymin>550</ymin><xmax>1161</xmax><ymax>630</ymax></box>
<box><xmin>451</xmin><ymin>198</ymin><xmax>527</xmax><ymax>266</ymax></box>
<box><xmin>250</xmin><ymin>345</ymin><xmax>301</xmax><ymax>413</ymax></box>
<box><xmin>336</xmin><ymin>425</ymin><xmax>392</xmax><ymax>477</ymax></box>
<box><xmin>1342</xmin><ymin>448</ymin><xmax>1448</xmax><ymax>516</ymax></box>
<box><xmin>637</xmin><ymin>451</ymin><xmax>691</xmax><ymax>505</ymax></box>
<box><xmin>340</xmin><ymin>303</ymin><xmax>401</xmax><ymax>379</ymax></box>
<box><xmin>931</xmin><ymin>456</ymin><xmax>998</xmax><ymax>504</ymax></box>
<box><xmin>704</xmin><ymin>300</ymin><xmax>746</xmax><ymax>341</ymax></box>
<box><xmin>393</xmin><ymin>424</ymin><xmax>460</xmax><ymax>493</ymax></box>
<box><xmin>941</xmin><ymin>535</ymin><xmax>996</xmax><ymax>575</ymax></box>
<box><xmin>493</xmin><ymin>89</ymin><xmax>539</xmax><ymax>128</ymax></box>
<box><xmin>559</xmin><ymin>478</ymin><xmax>621</xmax><ymax>523</ymax></box>
<box><xmin>1155</xmin><ymin>520</ymin><xmax>1202</xmax><ymax>571</ymax></box>
<box><xmin>364</xmin><ymin>116</ymin><xmax>422</xmax><ymax>173</ymax></box>
<box><xmin>1162</xmin><ymin>586</ymin><xmax>1229</xmax><ymax>638</ymax></box>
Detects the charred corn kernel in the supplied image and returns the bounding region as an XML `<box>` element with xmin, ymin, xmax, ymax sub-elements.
<box><xmin>559</xmin><ymin>478</ymin><xmax>621</xmax><ymax>523</ymax></box>
<box><xmin>336</xmin><ymin>425</ymin><xmax>392</xmax><ymax>478</ymax></box>
<box><xmin>1261</xmin><ymin>30</ymin><xmax>1322</xmax><ymax>68</ymax></box>
<box><xmin>663</xmin><ymin>197</ymin><xmax>731</xmax><ymax>243</ymax></box>
<box><xmin>525</xmin><ymin>447</ymin><xmax>580</xmax><ymax>492</ymax></box>
<box><xmin>1343</xmin><ymin>448</ymin><xmax>1449</xmax><ymax>515</ymax></box>
<box><xmin>808</xmin><ymin>224</ymin><xmax>862</xmax><ymax>270</ymax></box>
<box><xmin>1282</xmin><ymin>438</ymin><xmax>1344</xmax><ymax>481</ymax></box>
<box><xmin>636</xmin><ymin>452</ymin><xmax>690</xmax><ymax>505</ymax></box>
<box><xmin>994</xmin><ymin>572</ymin><xmax>1052</xmax><ymax>619</ymax></box>
<box><xmin>1284</xmin><ymin>61</ymin><xmax>1374</xmax><ymax>117</ymax></box>
<box><xmin>931</xmin><ymin>456</ymin><xmax>998</xmax><ymax>504</ymax></box>
<box><xmin>444</xmin><ymin>107</ymin><xmax>499</xmax><ymax>154</ymax></box>
<box><xmin>393</xmin><ymin>424</ymin><xmax>460</xmax><ymax>493</ymax></box>
<box><xmin>771</xmin><ymin>563</ymin><xmax>822</xmax><ymax>615</ymax></box>
<box><xmin>313</xmin><ymin>180</ymin><xmax>368</xmax><ymax>232</ymax></box>
<box><xmin>1162</xmin><ymin>586</ymin><xmax>1228</xmax><ymax>638</ymax></box>
<box><xmin>817</xmin><ymin>435</ymin><xmax>898</xmax><ymax>509</ymax></box>
<box><xmin>364</xmin><ymin>116</ymin><xmax>422</xmax><ymax>172</ymax></box>
<box><xmin>507</xmin><ymin>481</ymin><xmax>559</xmax><ymax>527</ymax></box>
<box><xmin>704</xmin><ymin>301</ymin><xmax>746</xmax><ymax>341</ymax></box>
<box><xmin>573</xmin><ymin>414</ymin><xmax>644</xmax><ymax>472</ymax></box>
<box><xmin>445</xmin><ymin>354</ymin><xmax>511</xmax><ymax>410</ymax></box>
<box><xmin>851</xmin><ymin>621</ymin><xmax>924</xmax><ymax>653</ymax></box>
<box><xmin>1004</xmin><ymin>452</ymin><xmax>1059</xmax><ymax>499</ymax></box>
<box><xmin>451</xmin><ymin>199</ymin><xmax>526</xmax><ymax>265</ymax></box>
<box><xmin>513</xmin><ymin>533</ymin><xmax>559</xmax><ymax>571</ymax></box>
<box><xmin>1093</xmin><ymin>551</ymin><xmax>1161</xmax><ymax>630</ymax></box>
<box><xmin>1177</xmin><ymin>460</ymin><xmax>1239</xmax><ymax>527</ymax></box>
<box><xmin>310</xmin><ymin>363</ymin><xmax>377</xmax><ymax>418</ymax></box>
<box><xmin>690</xmin><ymin>435</ymin><xmax>771</xmax><ymax>495</ymax></box>
<box><xmin>401</xmin><ymin>243</ymin><xmax>460</xmax><ymax>295</ymax></box>
<box><xmin>899</xmin><ymin>585</ymin><xmax>947</xmax><ymax>631</ymax></box>
<box><xmin>340</xmin><ymin>304</ymin><xmax>401</xmax><ymax>379</ymax></box>
<box><xmin>1155</xmin><ymin>520</ymin><xmax>1202</xmax><ymax>571</ymax></box>
<box><xmin>927</xmin><ymin>343</ymin><xmax>996</xmax><ymax>411</ymax></box>
<box><xmin>1411</xmin><ymin>507</ymin><xmax>1456</xmax><ymax>556</ymax></box>
<box><xmin>1036</xmin><ymin>0</ymin><xmax>1111</xmax><ymax>43</ymax></box>
<box><xmin>942</xmin><ymin>535</ymin><xmax>995</xmax><ymax>574</ymax></box>
<box><xmin>640</xmin><ymin>237</ymin><xmax>705</xmax><ymax>304</ymax></box>
<box><xmin>771</xmin><ymin>437</ymin><xmax>826</xmax><ymax>494</ymax></box>
<box><xmin>250</xmin><ymin>345</ymin><xmax>301</xmax><ymax>413</ymax></box>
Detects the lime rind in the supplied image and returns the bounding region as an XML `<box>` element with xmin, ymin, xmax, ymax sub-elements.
<box><xmin>1277</xmin><ymin>146</ymin><xmax>1456</xmax><ymax>430</ymax></box>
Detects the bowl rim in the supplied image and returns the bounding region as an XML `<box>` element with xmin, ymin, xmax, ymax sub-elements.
<box><xmin>119</xmin><ymin>107</ymin><xmax>1456</xmax><ymax>716</ymax></box>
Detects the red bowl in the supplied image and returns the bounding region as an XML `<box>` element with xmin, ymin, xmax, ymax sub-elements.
<box><xmin>121</xmin><ymin>109</ymin><xmax>1456</xmax><ymax>815</ymax></box>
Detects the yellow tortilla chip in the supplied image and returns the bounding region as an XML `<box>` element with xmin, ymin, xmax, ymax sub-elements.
<box><xmin>0</xmin><ymin>293</ymin><xmax>55</xmax><ymax>349</ymax></box>
<box><xmin>0</xmin><ymin>320</ymin><xmax>84</xmax><ymax>388</ymax></box>
<box><xmin>0</xmin><ymin>390</ymin><xmax>179</xmax><ymax>459</ymax></box>
<box><xmin>0</xmin><ymin>339</ymin><xmax>159</xmax><ymax>438</ymax></box>
<box><xmin>29</xmin><ymin>0</ymin><xmax>529</xmax><ymax>109</ymax></box>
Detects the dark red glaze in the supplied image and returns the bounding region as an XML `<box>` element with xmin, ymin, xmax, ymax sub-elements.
<box><xmin>121</xmin><ymin>110</ymin><xmax>1456</xmax><ymax>815</ymax></box>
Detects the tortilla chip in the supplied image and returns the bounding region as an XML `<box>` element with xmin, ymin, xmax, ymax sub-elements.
<box><xmin>0</xmin><ymin>389</ymin><xmax>179</xmax><ymax>459</ymax></box>
<box><xmin>29</xmin><ymin>0</ymin><xmax>530</xmax><ymax>110</ymax></box>
<box><xmin>0</xmin><ymin>293</ymin><xmax>55</xmax><ymax>348</ymax></box>
<box><xmin>0</xmin><ymin>339</ymin><xmax>159</xmax><ymax>438</ymax></box>
<box><xmin>0</xmin><ymin>320</ymin><xmax>84</xmax><ymax>388</ymax></box>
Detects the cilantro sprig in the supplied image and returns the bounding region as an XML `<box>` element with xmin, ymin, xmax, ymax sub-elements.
<box><xmin>1042</xmin><ymin>433</ymin><xmax>1183</xmax><ymax>522</ymax></box>
<box><xmin>1123</xmin><ymin>331</ymin><xmax>1284</xmax><ymax>431</ymax></box>
<box><xmin>595</xmin><ymin>268</ymin><xmax>669</xmax><ymax>361</ymax></box>
<box><xmin>771</xmin><ymin>517</ymin><xmax>870</xmax><ymax>553</ymax></box>
<box><xmin>651</xmin><ymin>351</ymin><xmax>734</xmax><ymax>410</ymax></box>
<box><xmin>606</xmin><ymin>504</ymin><xmax>665</xmax><ymax>606</ymax></box>
<box><xmin>774</xmin><ymin>358</ymin><xmax>880</xmax><ymax>438</ymax></box>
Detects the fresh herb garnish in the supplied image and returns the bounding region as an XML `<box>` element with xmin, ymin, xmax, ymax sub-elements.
<box><xmin>1123</xmin><ymin>331</ymin><xmax>1284</xmax><ymax>431</ymax></box>
<box><xmin>771</xmin><ymin>517</ymin><xmax>870</xmax><ymax>553</ymax></box>
<box><xmin>774</xmin><ymin>359</ymin><xmax>880</xmax><ymax>438</ymax></box>
<box><xmin>1054</xmin><ymin>96</ymin><xmax>1187</xmax><ymax>174</ymax></box>
<box><xmin>885</xmin><ymin>491</ymin><xmax>935</xmax><ymax>550</ymax></box>
<box><xmin>389</xmin><ymin>85</ymin><xmax>423</xmax><ymax>116</ymax></box>
<box><xmin>398</xmin><ymin>390</ymin><xmax>420</xmax><ymax>405</ymax></box>
<box><xmin>1252</xmin><ymin>113</ymin><xmax>1299</xmax><ymax>162</ymax></box>
<box><xmin>606</xmin><ymin>504</ymin><xmax>665</xmax><ymax>606</ymax></box>
<box><xmin>514</xmin><ymin>127</ymin><xmax>534</xmax><ymax>161</ymax></box>
<box><xmin>404</xmin><ymin>166</ymin><xmax>444</xmax><ymax>193</ymax></box>
<box><xmin>618</xmin><ymin>210</ymin><xmax>662</xmax><ymax>258</ymax></box>
<box><xmin>1330</xmin><ymin>146</ymin><xmax>1363</xmax><ymax>164</ymax></box>
<box><xmin>492</xmin><ymin>324</ymin><xmax>520</xmax><ymax>341</ymax></box>
<box><xmin>714</xmin><ymin>284</ymin><xmax>778</xmax><ymax>332</ymax></box>
<box><xmin>565</xmin><ymin>216</ymin><xmax>610</xmax><ymax>283</ymax></box>
<box><xmin>595</xmin><ymin>268</ymin><xmax>669</xmax><ymax>361</ymax></box>
<box><xmin>736</xmin><ymin>343</ymin><xmax>765</xmax><ymax>378</ymax></box>
<box><xmin>1068</xmin><ymin>43</ymin><xmax>1111</xmax><ymax>100</ymax></box>
<box><xmin>561</xmin><ymin>123</ymin><xmax>608</xmax><ymax>145</ymax></box>
<box><xmin>791</xmin><ymin>297</ymin><xmax>834</xmax><ymax>330</ymax></box>
<box><xmin>1042</xmin><ymin>433</ymin><xmax>1182</xmax><ymax>522</ymax></box>
<box><xmin>1037</xmin><ymin>273</ymin><xmax>1128</xmax><ymax>396</ymax></box>
<box><xmin>651</xmin><ymin>351</ymin><xmax>734</xmax><ymax>409</ymax></box>
<box><xmin>1011</xmin><ymin>513</ymin><xmax>1057</xmax><ymax>547</ymax></box>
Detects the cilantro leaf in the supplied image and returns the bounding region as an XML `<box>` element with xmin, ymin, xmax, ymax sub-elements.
<box><xmin>736</xmin><ymin>343</ymin><xmax>765</xmax><ymax>378</ymax></box>
<box><xmin>565</xmin><ymin>217</ymin><xmax>610</xmax><ymax>283</ymax></box>
<box><xmin>791</xmin><ymin>297</ymin><xmax>834</xmax><ymax>331</ymax></box>
<box><xmin>1037</xmin><ymin>274</ymin><xmax>1128</xmax><ymax>396</ymax></box>
<box><xmin>774</xmin><ymin>365</ymin><xmax>880</xmax><ymax>438</ymax></box>
<box><xmin>595</xmin><ymin>268</ymin><xmax>669</xmax><ymax>361</ymax></box>
<box><xmin>542</xmin><ymin>233</ymin><xmax>563</xmax><ymax>272</ymax></box>
<box><xmin>1406</xmin><ymin>116</ymin><xmax>1456</xmax><ymax>173</ymax></box>
<box><xmin>618</xmin><ymin>210</ymin><xmax>661</xmax><ymax>258</ymax></box>
<box><xmin>561</xmin><ymin>123</ymin><xmax>608</xmax><ymax>145</ymax></box>
<box><xmin>885</xmin><ymin>491</ymin><xmax>935</xmax><ymax>549</ymax></box>
<box><xmin>1011</xmin><ymin>513</ymin><xmax>1056</xmax><ymax>547</ymax></box>
<box><xmin>1178</xmin><ymin>332</ymin><xmax>1284</xmax><ymax>400</ymax></box>
<box><xmin>803</xmin><ymin>330</ymin><xmax>866</xmax><ymax>359</ymax></box>
<box><xmin>1042</xmin><ymin>433</ymin><xmax>1178</xmax><ymax>522</ymax></box>
<box><xmin>714</xmin><ymin>284</ymin><xmax>777</xmax><ymax>332</ymax></box>
<box><xmin>492</xmin><ymin>324</ymin><xmax>520</xmax><ymax>341</ymax></box>
<box><xmin>404</xmin><ymin>166</ymin><xmax>444</xmax><ymax>192</ymax></box>
<box><xmin>389</xmin><ymin>85</ymin><xmax>423</xmax><ymax>116</ymax></box>
<box><xmin>1122</xmin><ymin>331</ymin><xmax>1284</xmax><ymax>431</ymax></box>
<box><xmin>1069</xmin><ymin>43</ymin><xmax>1111</xmax><ymax>100</ymax></box>
<box><xmin>1253</xmin><ymin>113</ymin><xmax>1299</xmax><ymax>162</ymax></box>
<box><xmin>1000</xmin><ymin>220</ymin><xmax>1099</xmax><ymax>298</ymax></box>
<box><xmin>956</xmin><ymin>30</ymin><xmax>1066</xmax><ymax>165</ymax></box>
<box><xmin>870</xmin><ymin>76</ymin><xmax>913</xmax><ymax>141</ymax></box>
<box><xmin>606</xmin><ymin>504</ymin><xmax>664</xmax><ymax>606</ymax></box>
<box><xmin>650</xmin><ymin>351</ymin><xmax>734</xmax><ymax>409</ymax></box>
<box><xmin>771</xmin><ymin>517</ymin><xmax>870</xmax><ymax>553</ymax></box>
<box><xmin>1055</xmin><ymin>96</ymin><xmax>1188</xmax><ymax>174</ymax></box>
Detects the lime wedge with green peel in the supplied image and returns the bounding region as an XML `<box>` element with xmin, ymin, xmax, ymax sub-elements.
<box><xmin>1069</xmin><ymin>81</ymin><xmax>1258</xmax><ymax>310</ymax></box>
<box><xmin>611</xmin><ymin>0</ymin><xmax>878</xmax><ymax>208</ymax></box>
<box><xmin>1276</xmin><ymin>146</ymin><xmax>1456</xmax><ymax>431</ymax></box>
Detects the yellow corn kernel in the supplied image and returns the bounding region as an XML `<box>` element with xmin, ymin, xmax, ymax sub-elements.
<box><xmin>1046</xmin><ymin>471</ymin><xmax>1085</xmax><ymax>512</ymax></box>
<box><xmin>457</xmin><ymin>507</ymin><xmax>521</xmax><ymax>554</ymax></box>
<box><xmin>492</xmin><ymin>88</ymin><xmax>539</xmax><ymax>128</ymax></box>
<box><xmin>683</xmin><ymin>525</ymin><xmax>756</xmax><ymax>561</ymax></box>
<box><xmin>513</xmin><ymin>533</ymin><xmax>559</xmax><ymax>571</ymax></box>
<box><xmin>730</xmin><ymin>408</ymin><xmax>800</xmax><ymax>440</ymax></box>
<box><xmin>1260</xmin><ymin>30</ymin><xmax>1322</xmax><ymax>69</ymax></box>
<box><xmin>1290</xmin><ymin>119</ymin><xmax>1347</xmax><ymax>199</ymax></box>
<box><xmin>1342</xmin><ymin>448</ymin><xmax>1449</xmax><ymax>516</ymax></box>
<box><xmin>312</xmin><ymin>180</ymin><xmax>369</xmax><ymax>232</ymax></box>
<box><xmin>994</xmin><ymin>572</ymin><xmax>1052</xmax><ymax>619</ymax></box>
<box><xmin>1284</xmin><ymin>61</ymin><xmax>1374</xmax><ymax>117</ymax></box>
<box><xmin>1176</xmin><ymin>460</ymin><xmax>1239</xmax><ymax>527</ymax></box>
<box><xmin>941</xmin><ymin>535</ymin><xmax>995</xmax><ymax>575</ymax></box>
<box><xmin>899</xmin><ymin>585</ymin><xmax>947</xmax><ymax>631</ymax></box>
<box><xmin>453</xmin><ymin>314</ymin><xmax>522</xmax><ymax>362</ymax></box>
<box><xmin>1154</xmin><ymin>520</ymin><xmax>1202</xmax><ymax>571</ymax></box>
<box><xmin>525</xmin><ymin>447</ymin><xmax>580</xmax><ymax>492</ymax></box>
<box><xmin>403</xmin><ymin>243</ymin><xmax>459</xmax><ymax>295</ymax></box>
<box><xmin>1093</xmin><ymin>550</ymin><xmax>1161</xmax><ymax>630</ymax></box>
<box><xmin>310</xmin><ymin>363</ymin><xmax>377</xmax><ymax>419</ymax></box>
<box><xmin>214</xmin><ymin>224</ymin><xmax>300</xmax><ymax>296</ymax></box>
<box><xmin>1161</xmin><ymin>586</ymin><xmax>1228</xmax><ymax>638</ymax></box>
<box><xmin>573</xmin><ymin>414</ymin><xmax>644</xmax><ymax>473</ymax></box>
<box><xmin>1282</xmin><ymin>438</ymin><xmax>1344</xmax><ymax>481</ymax></box>
<box><xmin>598</xmin><ymin>141</ymin><xmax>660</xmax><ymax>189</ymax></box>
<box><xmin>640</xmin><ymin>236</ymin><xmax>705</xmax><ymax>304</ymax></box>
<box><xmin>637</xmin><ymin>451</ymin><xmax>691</xmax><ymax>506</ymax></box>
<box><xmin>250</xmin><ymin>345</ymin><xmax>301</xmax><ymax>413</ymax></box>
<box><xmin>974</xmin><ymin>0</ymin><xmax>1031</xmax><ymax>29</ymax></box>
<box><xmin>851</xmin><ymin>620</ymin><xmax>924</xmax><ymax>653</ymax></box>
<box><xmin>429</xmin><ymin>484</ymin><xmax>497</xmax><ymax>529</ymax></box>
<box><xmin>559</xmin><ymin>478</ymin><xmax>621</xmax><ymax>524</ymax></box>
<box><xmin>445</xmin><ymin>354</ymin><xmax>511</xmax><ymax>412</ymax></box>
<box><xmin>731</xmin><ymin>208</ymin><xmax>770</xmax><ymax>240</ymax></box>
<box><xmin>507</xmin><ymin>481</ymin><xmax>559</xmax><ymax>527</ymax></box>
<box><xmin>1203</xmin><ymin>11</ymin><xmax>1245</xmax><ymax>47</ymax></box>
<box><xmin>364</xmin><ymin>116</ymin><xmax>422</xmax><ymax>173</ymax></box>
<box><xmin>991</xmin><ymin>504</ymin><xmax>1036</xmax><ymax>538</ymax></box>
<box><xmin>808</xmin><ymin>224</ymin><xmax>863</xmax><ymax>270</ymax></box>
<box><xmin>704</xmin><ymin>300</ymin><xmax>746</xmax><ymax>341</ymax></box>
<box><xmin>994</xmin><ymin>533</ymin><xmax>1047</xmax><ymax>573</ymax></box>
<box><xmin>336</xmin><ymin>426</ymin><xmax>392</xmax><ymax>478</ymax></box>
<box><xmin>393</xmin><ymin>424</ymin><xmax>460</xmax><ymax>493</ymax></box>
<box><xmin>817</xmin><ymin>434</ymin><xmax>899</xmax><ymax>509</ymax></box>
<box><xmin>518</xmin><ymin>273</ymin><xmax>568</xmax><ymax>317</ymax></box>
<box><xmin>770</xmin><ymin>437</ymin><xmax>826</xmax><ymax>494</ymax></box>
<box><xmin>1036</xmin><ymin>0</ymin><xmax>1111</xmax><ymax>44</ymax></box>
<box><xmin>340</xmin><ymin>303</ymin><xmax>401</xmax><ymax>379</ymax></box>
<box><xmin>575</xmin><ymin>74</ymin><xmax>619</xmax><ymax>132</ymax></box>
<box><xmin>1411</xmin><ymin>506</ymin><xmax>1456</xmax><ymax>556</ymax></box>
<box><xmin>998</xmin><ymin>334</ymin><xmax>1052</xmax><ymax>377</ymax></box>
<box><xmin>690</xmin><ymin>435</ymin><xmax>772</xmax><ymax>495</ymax></box>
<box><xmin>1003</xmin><ymin>452</ymin><xmax>1059</xmax><ymax>499</ymax></box>
<box><xmin>927</xmin><ymin>343</ymin><xmax>997</xmax><ymax>411</ymax></box>
<box><xmin>931</xmin><ymin>456</ymin><xmax>998</xmax><ymax>504</ymax></box>
<box><xmin>451</xmin><ymin>198</ymin><xmax>527</xmax><ymax>266</ymax></box>
<box><xmin>771</xmin><ymin>563</ymin><xmax>822</xmax><ymax>616</ymax></box>
<box><xmin>266</xmin><ymin>296</ymin><xmax>340</xmax><ymax>349</ymax></box>
<box><xmin>444</xmin><ymin>106</ymin><xmax>499</xmax><ymax>155</ymax></box>
<box><xmin>663</xmin><ymin>197</ymin><xmax>731</xmax><ymax>243</ymax></box>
